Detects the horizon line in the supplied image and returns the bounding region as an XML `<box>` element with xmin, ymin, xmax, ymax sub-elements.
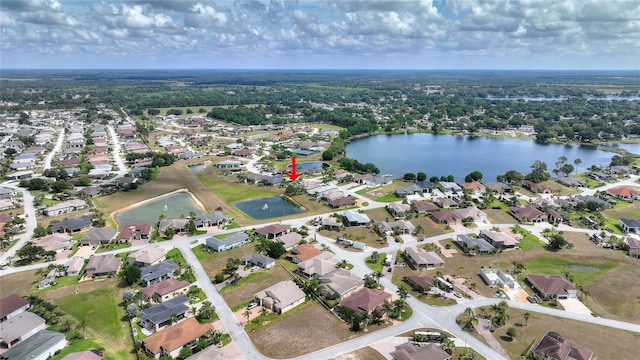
<box><xmin>1</xmin><ymin>68</ymin><xmax>640</xmax><ymax>72</ymax></box>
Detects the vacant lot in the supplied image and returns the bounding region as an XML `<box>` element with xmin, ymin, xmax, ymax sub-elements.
<box><xmin>193</xmin><ymin>243</ymin><xmax>256</xmax><ymax>279</ymax></box>
<box><xmin>484</xmin><ymin>209</ymin><xmax>517</xmax><ymax>224</ymax></box>
<box><xmin>250</xmin><ymin>301</ymin><xmax>357</xmax><ymax>358</ymax></box>
<box><xmin>472</xmin><ymin>307</ymin><xmax>640</xmax><ymax>360</ymax></box>
<box><xmin>330</xmin><ymin>347</ymin><xmax>386</xmax><ymax>360</ymax></box>
<box><xmin>319</xmin><ymin>226</ymin><xmax>387</xmax><ymax>249</ymax></box>
<box><xmin>53</xmin><ymin>285</ymin><xmax>134</xmax><ymax>360</ymax></box>
<box><xmin>0</xmin><ymin>270</ymin><xmax>38</xmax><ymax>296</ymax></box>
<box><xmin>423</xmin><ymin>233</ymin><xmax>640</xmax><ymax>322</ymax></box>
<box><xmin>221</xmin><ymin>265</ymin><xmax>294</xmax><ymax>310</ymax></box>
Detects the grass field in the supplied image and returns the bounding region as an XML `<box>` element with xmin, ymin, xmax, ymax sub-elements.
<box><xmin>250</xmin><ymin>301</ymin><xmax>383</xmax><ymax>358</ymax></box>
<box><xmin>0</xmin><ymin>270</ymin><xmax>38</xmax><ymax>296</ymax></box>
<box><xmin>330</xmin><ymin>346</ymin><xmax>386</xmax><ymax>360</ymax></box>
<box><xmin>221</xmin><ymin>265</ymin><xmax>294</xmax><ymax>310</ymax></box>
<box><xmin>428</xmin><ymin>233</ymin><xmax>640</xmax><ymax>322</ymax></box>
<box><xmin>53</xmin><ymin>286</ymin><xmax>134</xmax><ymax>359</ymax></box>
<box><xmin>472</xmin><ymin>307</ymin><xmax>640</xmax><ymax>360</ymax></box>
<box><xmin>484</xmin><ymin>209</ymin><xmax>517</xmax><ymax>224</ymax></box>
<box><xmin>319</xmin><ymin>226</ymin><xmax>388</xmax><ymax>249</ymax></box>
<box><xmin>192</xmin><ymin>243</ymin><xmax>256</xmax><ymax>279</ymax></box>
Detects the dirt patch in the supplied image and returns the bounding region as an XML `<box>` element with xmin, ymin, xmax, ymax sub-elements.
<box><xmin>434</xmin><ymin>240</ymin><xmax>458</xmax><ymax>258</ymax></box>
<box><xmin>249</xmin><ymin>301</ymin><xmax>358</xmax><ymax>358</ymax></box>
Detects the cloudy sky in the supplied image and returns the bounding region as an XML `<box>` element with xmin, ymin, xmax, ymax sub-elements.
<box><xmin>1</xmin><ymin>0</ymin><xmax>639</xmax><ymax>70</ymax></box>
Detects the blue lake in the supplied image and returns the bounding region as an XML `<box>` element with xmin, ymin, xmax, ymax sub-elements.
<box><xmin>346</xmin><ymin>133</ymin><xmax>617</xmax><ymax>181</ymax></box>
<box><xmin>115</xmin><ymin>192</ymin><xmax>204</xmax><ymax>227</ymax></box>
<box><xmin>235</xmin><ymin>196</ymin><xmax>306</xmax><ymax>220</ymax></box>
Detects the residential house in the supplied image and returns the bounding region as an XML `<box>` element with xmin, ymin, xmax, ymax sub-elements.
<box><xmin>354</xmin><ymin>174</ymin><xmax>393</xmax><ymax>186</ymax></box>
<box><xmin>254</xmin><ymin>280</ymin><xmax>306</xmax><ymax>314</ymax></box>
<box><xmin>140</xmin><ymin>278</ymin><xmax>190</xmax><ymax>303</ymax></box>
<box><xmin>242</xmin><ymin>253</ymin><xmax>276</xmax><ymax>269</ymax></box>
<box><xmin>483</xmin><ymin>182</ymin><xmax>512</xmax><ymax>194</ymax></box>
<box><xmin>437</xmin><ymin>181</ymin><xmax>462</xmax><ymax>193</ymax></box>
<box><xmin>321</xmin><ymin>189</ymin><xmax>346</xmax><ymax>202</ymax></box>
<box><xmin>140</xmin><ymin>295</ymin><xmax>189</xmax><ymax>332</ymax></box>
<box><xmin>0</xmin><ymin>294</ymin><xmax>29</xmax><ymax>322</ymax></box>
<box><xmin>532</xmin><ymin>332</ymin><xmax>593</xmax><ymax>360</ymax></box>
<box><xmin>377</xmin><ymin>220</ymin><xmax>415</xmax><ymax>235</ymax></box>
<box><xmin>38</xmin><ymin>268</ymin><xmax>60</xmax><ymax>289</ymax></box>
<box><xmin>547</xmin><ymin>210</ymin><xmax>566</xmax><ymax>225</ymax></box>
<box><xmin>342</xmin><ymin>210</ymin><xmax>371</xmax><ymax>227</ymax></box>
<box><xmin>527</xmin><ymin>274</ymin><xmax>577</xmax><ymax>299</ymax></box>
<box><xmin>509</xmin><ymin>205</ymin><xmax>547</xmax><ymax>222</ymax></box>
<box><xmin>404</xmin><ymin>274</ymin><xmax>435</xmax><ymax>293</ymax></box>
<box><xmin>32</xmin><ymin>233</ymin><xmax>73</xmax><ymax>253</ymax></box>
<box><xmin>456</xmin><ymin>234</ymin><xmax>496</xmax><ymax>255</ymax></box>
<box><xmin>79</xmin><ymin>227</ymin><xmax>118</xmax><ymax>247</ymax></box>
<box><xmin>480</xmin><ymin>268</ymin><xmax>516</xmax><ymax>289</ymax></box>
<box><xmin>50</xmin><ymin>215</ymin><xmax>92</xmax><ymax>233</ymax></box>
<box><xmin>255</xmin><ymin>224</ymin><xmax>289</xmax><ymax>239</ymax></box>
<box><xmin>340</xmin><ymin>287</ymin><xmax>392</xmax><ymax>315</ymax></box>
<box><xmin>194</xmin><ymin>211</ymin><xmax>229</xmax><ymax>228</ymax></box>
<box><xmin>404</xmin><ymin>247</ymin><xmax>444</xmax><ymax>270</ymax></box>
<box><xmin>411</xmin><ymin>200</ymin><xmax>438</xmax><ymax>213</ymax></box>
<box><xmin>607</xmin><ymin>187</ymin><xmax>640</xmax><ymax>201</ymax></box>
<box><xmin>65</xmin><ymin>257</ymin><xmax>85</xmax><ymax>276</ymax></box>
<box><xmin>216</xmin><ymin>160</ymin><xmax>241</xmax><ymax>168</ymax></box>
<box><xmin>386</xmin><ymin>202</ymin><xmax>411</xmax><ymax>219</ymax></box>
<box><xmin>479</xmin><ymin>229</ymin><xmax>519</xmax><ymax>250</ymax></box>
<box><xmin>322</xmin><ymin>217</ymin><xmax>344</xmax><ymax>231</ymax></box>
<box><xmin>297</xmin><ymin>252</ymin><xmax>338</xmax><ymax>279</ymax></box>
<box><xmin>395</xmin><ymin>184</ymin><xmax>422</xmax><ymax>197</ymax></box>
<box><xmin>85</xmin><ymin>254</ymin><xmax>122</xmax><ymax>278</ymax></box>
<box><xmin>319</xmin><ymin>269</ymin><xmax>364</xmax><ymax>300</ymax></box>
<box><xmin>454</xmin><ymin>206</ymin><xmax>488</xmax><ymax>222</ymax></box>
<box><xmin>288</xmin><ymin>244</ymin><xmax>322</xmax><ymax>264</ymax></box>
<box><xmin>0</xmin><ymin>330</ymin><xmax>66</xmax><ymax>360</ymax></box>
<box><xmin>626</xmin><ymin>237</ymin><xmax>640</xmax><ymax>258</ymax></box>
<box><xmin>435</xmin><ymin>197</ymin><xmax>459</xmax><ymax>209</ymax></box>
<box><xmin>430</xmin><ymin>211</ymin><xmax>461</xmax><ymax>225</ymax></box>
<box><xmin>141</xmin><ymin>261</ymin><xmax>179</xmax><ymax>287</ymax></box>
<box><xmin>522</xmin><ymin>180</ymin><xmax>553</xmax><ymax>194</ymax></box>
<box><xmin>0</xmin><ymin>187</ymin><xmax>14</xmax><ymax>200</ymax></box>
<box><xmin>158</xmin><ymin>219</ymin><xmax>189</xmax><ymax>235</ymax></box>
<box><xmin>127</xmin><ymin>246</ymin><xmax>167</xmax><ymax>267</ymax></box>
<box><xmin>0</xmin><ymin>311</ymin><xmax>46</xmax><ymax>349</ymax></box>
<box><xmin>119</xmin><ymin>223</ymin><xmax>153</xmax><ymax>243</ymax></box>
<box><xmin>556</xmin><ymin>176</ymin><xmax>585</xmax><ymax>188</ymax></box>
<box><xmin>415</xmin><ymin>181</ymin><xmax>437</xmax><ymax>193</ymax></box>
<box><xmin>276</xmin><ymin>232</ymin><xmax>302</xmax><ymax>250</ymax></box>
<box><xmin>328</xmin><ymin>196</ymin><xmax>357</xmax><ymax>209</ymax></box>
<box><xmin>205</xmin><ymin>232</ymin><xmax>250</xmax><ymax>252</ymax></box>
<box><xmin>142</xmin><ymin>317</ymin><xmax>211</xmax><ymax>359</ymax></box>
<box><xmin>460</xmin><ymin>181</ymin><xmax>485</xmax><ymax>194</ymax></box>
<box><xmin>390</xmin><ymin>343</ymin><xmax>451</xmax><ymax>360</ymax></box>
<box><xmin>43</xmin><ymin>199</ymin><xmax>88</xmax><ymax>217</ymax></box>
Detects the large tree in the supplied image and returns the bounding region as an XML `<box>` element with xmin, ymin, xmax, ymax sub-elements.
<box><xmin>119</xmin><ymin>264</ymin><xmax>142</xmax><ymax>286</ymax></box>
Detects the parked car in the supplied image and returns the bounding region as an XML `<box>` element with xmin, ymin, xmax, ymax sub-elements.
<box><xmin>527</xmin><ymin>295</ymin><xmax>538</xmax><ymax>304</ymax></box>
<box><xmin>247</xmin><ymin>302</ymin><xmax>258</xmax><ymax>310</ymax></box>
<box><xmin>453</xmin><ymin>292</ymin><xmax>462</xmax><ymax>298</ymax></box>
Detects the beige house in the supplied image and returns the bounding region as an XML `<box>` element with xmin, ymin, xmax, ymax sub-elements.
<box><xmin>404</xmin><ymin>247</ymin><xmax>444</xmax><ymax>271</ymax></box>
<box><xmin>254</xmin><ymin>280</ymin><xmax>306</xmax><ymax>314</ymax></box>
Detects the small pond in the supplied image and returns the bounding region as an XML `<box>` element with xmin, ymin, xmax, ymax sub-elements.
<box><xmin>290</xmin><ymin>161</ymin><xmax>325</xmax><ymax>171</ymax></box>
<box><xmin>115</xmin><ymin>192</ymin><xmax>204</xmax><ymax>227</ymax></box>
<box><xmin>566</xmin><ymin>264</ymin><xmax>600</xmax><ymax>272</ymax></box>
<box><xmin>188</xmin><ymin>164</ymin><xmax>206</xmax><ymax>173</ymax></box>
<box><xmin>234</xmin><ymin>196</ymin><xmax>306</xmax><ymax>220</ymax></box>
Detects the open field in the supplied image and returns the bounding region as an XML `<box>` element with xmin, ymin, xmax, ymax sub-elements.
<box><xmin>319</xmin><ymin>226</ymin><xmax>388</xmax><ymax>249</ymax></box>
<box><xmin>428</xmin><ymin>233</ymin><xmax>640</xmax><ymax>322</ymax></box>
<box><xmin>330</xmin><ymin>346</ymin><xmax>386</xmax><ymax>360</ymax></box>
<box><xmin>0</xmin><ymin>269</ymin><xmax>38</xmax><ymax>295</ymax></box>
<box><xmin>390</xmin><ymin>262</ymin><xmax>458</xmax><ymax>306</ymax></box>
<box><xmin>192</xmin><ymin>243</ymin><xmax>256</xmax><ymax>279</ymax></box>
<box><xmin>53</xmin><ymin>284</ymin><xmax>134</xmax><ymax>360</ymax></box>
<box><xmin>541</xmin><ymin>180</ymin><xmax>580</xmax><ymax>195</ymax></box>
<box><xmin>221</xmin><ymin>264</ymin><xmax>295</xmax><ymax>309</ymax></box>
<box><xmin>357</xmin><ymin>181</ymin><xmax>407</xmax><ymax>201</ymax></box>
<box><xmin>410</xmin><ymin>215</ymin><xmax>450</xmax><ymax>237</ymax></box>
<box><xmin>250</xmin><ymin>301</ymin><xmax>368</xmax><ymax>358</ymax></box>
<box><xmin>471</xmin><ymin>307</ymin><xmax>640</xmax><ymax>360</ymax></box>
<box><xmin>484</xmin><ymin>209</ymin><xmax>517</xmax><ymax>224</ymax></box>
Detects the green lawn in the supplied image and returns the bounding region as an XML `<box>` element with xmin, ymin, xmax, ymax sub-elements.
<box><xmin>375</xmin><ymin>192</ymin><xmax>403</xmax><ymax>202</ymax></box>
<box><xmin>53</xmin><ymin>287</ymin><xmax>132</xmax><ymax>359</ymax></box>
<box><xmin>52</xmin><ymin>338</ymin><xmax>104</xmax><ymax>360</ymax></box>
<box><xmin>521</xmin><ymin>255</ymin><xmax>619</xmax><ymax>286</ymax></box>
<box><xmin>513</xmin><ymin>228</ymin><xmax>546</xmax><ymax>250</ymax></box>
<box><xmin>365</xmin><ymin>253</ymin><xmax>386</xmax><ymax>272</ymax></box>
<box><xmin>34</xmin><ymin>276</ymin><xmax>81</xmax><ymax>294</ymax></box>
<box><xmin>196</xmin><ymin>174</ymin><xmax>280</xmax><ymax>204</ymax></box>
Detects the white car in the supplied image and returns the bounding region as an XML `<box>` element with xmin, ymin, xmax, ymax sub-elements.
<box><xmin>247</xmin><ymin>302</ymin><xmax>258</xmax><ymax>310</ymax></box>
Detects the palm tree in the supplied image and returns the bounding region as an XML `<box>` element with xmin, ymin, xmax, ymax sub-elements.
<box><xmin>440</xmin><ymin>333</ymin><xmax>455</xmax><ymax>354</ymax></box>
<box><xmin>464</xmin><ymin>307</ymin><xmax>474</xmax><ymax>317</ymax></box>
<box><xmin>479</xmin><ymin>307</ymin><xmax>488</xmax><ymax>319</ymax></box>
<box><xmin>199</xmin><ymin>301</ymin><xmax>214</xmax><ymax>320</ymax></box>
<box><xmin>260</xmin><ymin>308</ymin><xmax>268</xmax><ymax>324</ymax></box>
<box><xmin>243</xmin><ymin>309</ymin><xmax>251</xmax><ymax>324</ymax></box>
<box><xmin>464</xmin><ymin>314</ymin><xmax>478</xmax><ymax>331</ymax></box>
<box><xmin>393</xmin><ymin>299</ymin><xmax>407</xmax><ymax>316</ymax></box>
<box><xmin>396</xmin><ymin>285</ymin><xmax>409</xmax><ymax>300</ymax></box>
<box><xmin>361</xmin><ymin>311</ymin><xmax>371</xmax><ymax>331</ymax></box>
<box><xmin>372</xmin><ymin>271</ymin><xmax>383</xmax><ymax>283</ymax></box>
<box><xmin>382</xmin><ymin>300</ymin><xmax>394</xmax><ymax>323</ymax></box>
<box><xmin>523</xmin><ymin>311</ymin><xmax>531</xmax><ymax>326</ymax></box>
<box><xmin>457</xmin><ymin>265</ymin><xmax>465</xmax><ymax>277</ymax></box>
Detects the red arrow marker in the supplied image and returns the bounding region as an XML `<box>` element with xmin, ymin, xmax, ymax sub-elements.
<box><xmin>287</xmin><ymin>156</ymin><xmax>302</xmax><ymax>181</ymax></box>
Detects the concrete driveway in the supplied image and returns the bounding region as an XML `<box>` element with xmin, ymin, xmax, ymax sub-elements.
<box><xmin>559</xmin><ymin>298</ymin><xmax>593</xmax><ymax>316</ymax></box>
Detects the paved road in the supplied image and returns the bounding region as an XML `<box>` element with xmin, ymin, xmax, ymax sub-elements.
<box><xmin>43</xmin><ymin>128</ymin><xmax>65</xmax><ymax>170</ymax></box>
<box><xmin>107</xmin><ymin>123</ymin><xmax>128</xmax><ymax>177</ymax></box>
<box><xmin>0</xmin><ymin>183</ymin><xmax>37</xmax><ymax>264</ymax></box>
